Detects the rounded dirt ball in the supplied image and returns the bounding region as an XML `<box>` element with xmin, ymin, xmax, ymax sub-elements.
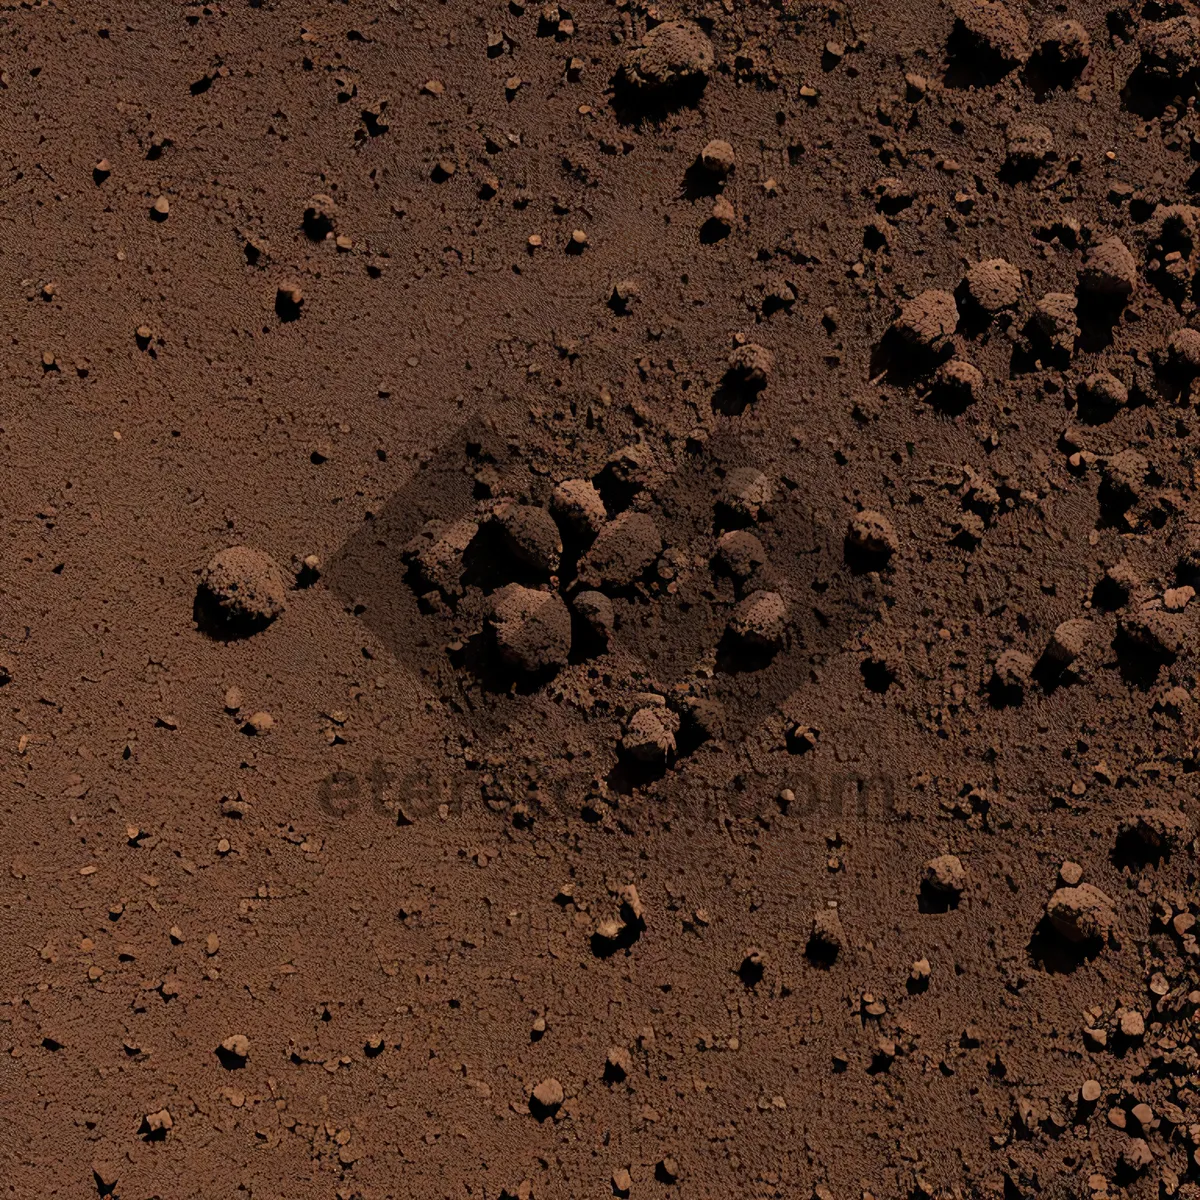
<box><xmin>953</xmin><ymin>0</ymin><xmax>1031</xmax><ymax>65</ymax></box>
<box><xmin>1033</xmin><ymin>292</ymin><xmax>1079</xmax><ymax>353</ymax></box>
<box><xmin>1006</xmin><ymin>122</ymin><xmax>1054</xmax><ymax>164</ymax></box>
<box><xmin>1042</xmin><ymin>19</ymin><xmax>1090</xmax><ymax>66</ymax></box>
<box><xmin>715</xmin><ymin>529</ymin><xmax>767</xmax><ymax>579</ymax></box>
<box><xmin>700</xmin><ymin>139</ymin><xmax>736</xmax><ymax>176</ymax></box>
<box><xmin>623</xmin><ymin>20</ymin><xmax>715</xmax><ymax>90</ymax></box>
<box><xmin>1080</xmin><ymin>371</ymin><xmax>1128</xmax><ymax>413</ymax></box>
<box><xmin>727</xmin><ymin>590</ymin><xmax>787</xmax><ymax>650</ymax></box>
<box><xmin>1078</xmin><ymin>237</ymin><xmax>1137</xmax><ymax>300</ymax></box>
<box><xmin>198</xmin><ymin>546</ymin><xmax>289</xmax><ymax>633</ymax></box>
<box><xmin>847</xmin><ymin>510</ymin><xmax>898</xmax><ymax>558</ymax></box>
<box><xmin>727</xmin><ymin>342</ymin><xmax>774</xmax><ymax>386</ymax></box>
<box><xmin>935</xmin><ymin>359</ymin><xmax>984</xmax><ymax>406</ymax></box>
<box><xmin>579</xmin><ymin>511</ymin><xmax>663</xmax><ymax>589</ymax></box>
<box><xmin>490</xmin><ymin>584</ymin><xmax>572</xmax><ymax>674</ymax></box>
<box><xmin>921</xmin><ymin>854</ymin><xmax>966</xmax><ymax>898</ymax></box>
<box><xmin>965</xmin><ymin>258</ymin><xmax>1022</xmax><ymax>313</ymax></box>
<box><xmin>1045</xmin><ymin>618</ymin><xmax>1092</xmax><ymax>667</ymax></box>
<box><xmin>573</xmin><ymin>590</ymin><xmax>615</xmax><ymax>643</ymax></box>
<box><xmin>892</xmin><ymin>289</ymin><xmax>958</xmax><ymax>351</ymax></box>
<box><xmin>551</xmin><ymin>478</ymin><xmax>607</xmax><ymax>535</ymax></box>
<box><xmin>1167</xmin><ymin>327</ymin><xmax>1200</xmax><ymax>376</ymax></box>
<box><xmin>494</xmin><ymin>503</ymin><xmax>562</xmax><ymax>574</ymax></box>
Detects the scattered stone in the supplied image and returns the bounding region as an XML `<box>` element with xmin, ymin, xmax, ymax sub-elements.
<box><xmin>198</xmin><ymin>546</ymin><xmax>289</xmax><ymax>632</ymax></box>
<box><xmin>622</xmin><ymin>20</ymin><xmax>714</xmax><ymax>91</ymax></box>
<box><xmin>1078</xmin><ymin>237</ymin><xmax>1137</xmax><ymax>301</ymax></box>
<box><xmin>953</xmin><ymin>0</ymin><xmax>1031</xmax><ymax>67</ymax></box>
<box><xmin>806</xmin><ymin>906</ymin><xmax>846</xmax><ymax>965</ymax></box>
<box><xmin>493</xmin><ymin>503</ymin><xmax>562</xmax><ymax>574</ymax></box>
<box><xmin>990</xmin><ymin>648</ymin><xmax>1034</xmax><ymax>696</ymax></box>
<box><xmin>965</xmin><ymin>258</ymin><xmax>1022</xmax><ymax>312</ymax></box>
<box><xmin>1045</xmin><ymin>883</ymin><xmax>1118</xmax><ymax>944</ymax></box>
<box><xmin>1059</xmin><ymin>860</ymin><xmax>1084</xmax><ymax>886</ymax></box>
<box><xmin>490</xmin><ymin>584</ymin><xmax>572</xmax><ymax>673</ymax></box>
<box><xmin>621</xmin><ymin>699</ymin><xmax>679</xmax><ymax>763</ymax></box>
<box><xmin>1167</xmin><ymin>327</ymin><xmax>1200</xmax><ymax>376</ymax></box>
<box><xmin>216</xmin><ymin>1034</ymin><xmax>249</xmax><ymax>1067</ymax></box>
<box><xmin>551</xmin><ymin>478</ymin><xmax>607</xmax><ymax>534</ymax></box>
<box><xmin>935</xmin><ymin>358</ymin><xmax>984</xmax><ymax>406</ymax></box>
<box><xmin>720</xmin><ymin>467</ymin><xmax>772</xmax><ymax>521</ymax></box>
<box><xmin>1042</xmin><ymin>19</ymin><xmax>1090</xmax><ymax>66</ymax></box>
<box><xmin>727</xmin><ymin>342</ymin><xmax>774</xmax><ymax>387</ymax></box>
<box><xmin>1080</xmin><ymin>371</ymin><xmax>1128</xmax><ymax>413</ymax></box>
<box><xmin>1032</xmin><ymin>292</ymin><xmax>1079</xmax><ymax>353</ymax></box>
<box><xmin>715</xmin><ymin>529</ymin><xmax>767</xmax><ymax>579</ymax></box>
<box><xmin>1138</xmin><ymin>15</ymin><xmax>1200</xmax><ymax>82</ymax></box>
<box><xmin>700</xmin><ymin>138</ymin><xmax>736</xmax><ymax>176</ymax></box>
<box><xmin>578</xmin><ymin>511</ymin><xmax>662</xmax><ymax>589</ymax></box>
<box><xmin>846</xmin><ymin>510</ymin><xmax>898</xmax><ymax>558</ymax></box>
<box><xmin>1006</xmin><ymin>122</ymin><xmax>1054</xmax><ymax>164</ymax></box>
<box><xmin>573</xmin><ymin>590</ymin><xmax>615</xmax><ymax>643</ymax></box>
<box><xmin>892</xmin><ymin>289</ymin><xmax>958</xmax><ymax>352</ymax></box>
<box><xmin>243</xmin><ymin>710</ymin><xmax>274</xmax><ymax>736</ymax></box>
<box><xmin>726</xmin><ymin>590</ymin><xmax>787</xmax><ymax>650</ymax></box>
<box><xmin>530</xmin><ymin>1076</ymin><xmax>564</xmax><ymax>1117</ymax></box>
<box><xmin>921</xmin><ymin>854</ymin><xmax>966</xmax><ymax>899</ymax></box>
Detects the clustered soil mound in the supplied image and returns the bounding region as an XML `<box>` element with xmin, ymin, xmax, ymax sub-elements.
<box><xmin>5</xmin><ymin>2</ymin><xmax>1200</xmax><ymax>1199</ymax></box>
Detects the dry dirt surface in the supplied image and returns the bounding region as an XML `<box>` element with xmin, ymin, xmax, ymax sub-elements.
<box><xmin>10</xmin><ymin>1</ymin><xmax>1200</xmax><ymax>1198</ymax></box>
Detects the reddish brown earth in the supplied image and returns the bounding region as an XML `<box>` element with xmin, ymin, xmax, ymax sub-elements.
<box><xmin>7</xmin><ymin>1</ymin><xmax>1200</xmax><ymax>1198</ymax></box>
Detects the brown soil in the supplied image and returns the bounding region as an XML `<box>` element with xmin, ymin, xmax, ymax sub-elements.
<box><xmin>5</xmin><ymin>2</ymin><xmax>1200</xmax><ymax>1198</ymax></box>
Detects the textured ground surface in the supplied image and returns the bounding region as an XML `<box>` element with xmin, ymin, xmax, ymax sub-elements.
<box><xmin>5</xmin><ymin>0</ymin><xmax>1200</xmax><ymax>1197</ymax></box>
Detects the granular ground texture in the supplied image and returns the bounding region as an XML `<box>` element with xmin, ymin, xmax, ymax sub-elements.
<box><xmin>7</xmin><ymin>2</ymin><xmax>1200</xmax><ymax>1198</ymax></box>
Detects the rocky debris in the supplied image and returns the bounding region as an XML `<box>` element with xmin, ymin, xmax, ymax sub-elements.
<box><xmin>621</xmin><ymin>698</ymin><xmax>679</xmax><ymax>764</ymax></box>
<box><xmin>530</xmin><ymin>1076</ymin><xmax>564</xmax><ymax>1119</ymax></box>
<box><xmin>726</xmin><ymin>590</ymin><xmax>787</xmax><ymax>650</ymax></box>
<box><xmin>1006</xmin><ymin>122</ymin><xmax>1055</xmax><ymax>164</ymax></box>
<box><xmin>715</xmin><ymin>529</ymin><xmax>767</xmax><ymax>579</ymax></box>
<box><xmin>952</xmin><ymin>0</ymin><xmax>1031</xmax><ymax>67</ymax></box>
<box><xmin>1041</xmin><ymin>19</ymin><xmax>1090</xmax><ymax>67</ymax></box>
<box><xmin>720</xmin><ymin>467</ymin><xmax>772</xmax><ymax>521</ymax></box>
<box><xmin>622</xmin><ymin>20</ymin><xmax>714</xmax><ymax>92</ymax></box>
<box><xmin>1101</xmin><ymin>449</ymin><xmax>1149</xmax><ymax>510</ymax></box>
<box><xmin>989</xmin><ymin>648</ymin><xmax>1034</xmax><ymax>699</ymax></box>
<box><xmin>1045</xmin><ymin>883</ymin><xmax>1119</xmax><ymax>945</ymax></box>
<box><xmin>934</xmin><ymin>359</ymin><xmax>984</xmax><ymax>407</ymax></box>
<box><xmin>1044</xmin><ymin>618</ymin><xmax>1092</xmax><ymax>667</ymax></box>
<box><xmin>197</xmin><ymin>546</ymin><xmax>288</xmax><ymax>633</ymax></box>
<box><xmin>1078</xmin><ymin>237</ymin><xmax>1138</xmax><ymax>301</ymax></box>
<box><xmin>700</xmin><ymin>138</ymin><xmax>736</xmax><ymax>177</ymax></box>
<box><xmin>964</xmin><ymin>258</ymin><xmax>1022</xmax><ymax>313</ymax></box>
<box><xmin>242</xmin><ymin>710</ymin><xmax>274</xmax><ymax>736</ymax></box>
<box><xmin>806</xmin><ymin>905</ymin><xmax>846</xmax><ymax>966</ymax></box>
<box><xmin>572</xmin><ymin>590</ymin><xmax>614</xmax><ymax>643</ymax></box>
<box><xmin>1079</xmin><ymin>371</ymin><xmax>1128</xmax><ymax>415</ymax></box>
<box><xmin>493</xmin><ymin>502</ymin><xmax>562</xmax><ymax>574</ymax></box>
<box><xmin>141</xmin><ymin>1109</ymin><xmax>173</xmax><ymax>1141</ymax></box>
<box><xmin>891</xmin><ymin>289</ymin><xmax>958</xmax><ymax>352</ymax></box>
<box><xmin>578</xmin><ymin>511</ymin><xmax>662</xmax><ymax>589</ymax></box>
<box><xmin>920</xmin><ymin>854</ymin><xmax>966</xmax><ymax>903</ymax></box>
<box><xmin>1166</xmin><ymin>327</ymin><xmax>1200</xmax><ymax>377</ymax></box>
<box><xmin>726</xmin><ymin>342</ymin><xmax>774</xmax><ymax>388</ymax></box>
<box><xmin>551</xmin><ymin>478</ymin><xmax>606</xmax><ymax>534</ymax></box>
<box><xmin>216</xmin><ymin>1033</ymin><xmax>249</xmax><ymax>1068</ymax></box>
<box><xmin>1137</xmin><ymin>15</ymin><xmax>1200</xmax><ymax>82</ymax></box>
<box><xmin>605</xmin><ymin>1045</ymin><xmax>633</xmax><ymax>1083</ymax></box>
<box><xmin>490</xmin><ymin>585</ymin><xmax>572</xmax><ymax>673</ymax></box>
<box><xmin>404</xmin><ymin>519</ymin><xmax>478</xmax><ymax>596</ymax></box>
<box><xmin>1032</xmin><ymin>292</ymin><xmax>1079</xmax><ymax>353</ymax></box>
<box><xmin>846</xmin><ymin>510</ymin><xmax>898</xmax><ymax>559</ymax></box>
